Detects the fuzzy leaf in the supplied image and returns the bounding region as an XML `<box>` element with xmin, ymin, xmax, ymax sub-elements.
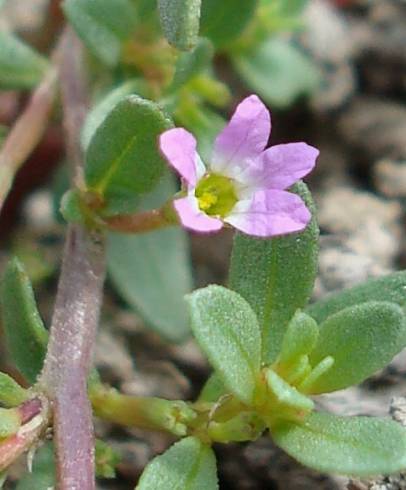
<box><xmin>266</xmin><ymin>369</ymin><xmax>314</xmax><ymax>412</ymax></box>
<box><xmin>187</xmin><ymin>285</ymin><xmax>261</xmax><ymax>405</ymax></box>
<box><xmin>279</xmin><ymin>311</ymin><xmax>318</xmax><ymax>364</ymax></box>
<box><xmin>307</xmin><ymin>270</ymin><xmax>406</xmax><ymax>323</ymax></box>
<box><xmin>63</xmin><ymin>0</ymin><xmax>138</xmax><ymax>66</ymax></box>
<box><xmin>85</xmin><ymin>95</ymin><xmax>172</xmax><ymax>216</ymax></box>
<box><xmin>158</xmin><ymin>0</ymin><xmax>201</xmax><ymax>51</ymax></box>
<box><xmin>136</xmin><ymin>436</ymin><xmax>218</xmax><ymax>489</ymax></box>
<box><xmin>81</xmin><ymin>80</ymin><xmax>146</xmax><ymax>150</ymax></box>
<box><xmin>272</xmin><ymin>412</ymin><xmax>406</xmax><ymax>476</ymax></box>
<box><xmin>107</xmin><ymin>173</ymin><xmax>192</xmax><ymax>342</ymax></box>
<box><xmin>1</xmin><ymin>259</ymin><xmax>48</xmax><ymax>384</ymax></box>
<box><xmin>0</xmin><ymin>32</ymin><xmax>48</xmax><ymax>89</ymax></box>
<box><xmin>307</xmin><ymin>302</ymin><xmax>406</xmax><ymax>394</ymax></box>
<box><xmin>200</xmin><ymin>0</ymin><xmax>258</xmax><ymax>48</ymax></box>
<box><xmin>229</xmin><ymin>181</ymin><xmax>319</xmax><ymax>364</ymax></box>
<box><xmin>232</xmin><ymin>38</ymin><xmax>321</xmax><ymax>108</ymax></box>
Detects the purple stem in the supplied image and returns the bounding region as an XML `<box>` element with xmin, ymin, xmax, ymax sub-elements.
<box><xmin>40</xmin><ymin>226</ymin><xmax>105</xmax><ymax>490</ymax></box>
<box><xmin>39</xmin><ymin>28</ymin><xmax>106</xmax><ymax>490</ymax></box>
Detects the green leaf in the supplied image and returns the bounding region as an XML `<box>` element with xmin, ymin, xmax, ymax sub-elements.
<box><xmin>272</xmin><ymin>412</ymin><xmax>406</xmax><ymax>476</ymax></box>
<box><xmin>85</xmin><ymin>95</ymin><xmax>172</xmax><ymax>216</ymax></box>
<box><xmin>266</xmin><ymin>369</ymin><xmax>314</xmax><ymax>412</ymax></box>
<box><xmin>0</xmin><ymin>32</ymin><xmax>48</xmax><ymax>89</ymax></box>
<box><xmin>232</xmin><ymin>38</ymin><xmax>321</xmax><ymax>108</ymax></box>
<box><xmin>307</xmin><ymin>301</ymin><xmax>406</xmax><ymax>394</ymax></box>
<box><xmin>0</xmin><ymin>372</ymin><xmax>29</xmax><ymax>407</ymax></box>
<box><xmin>16</xmin><ymin>443</ymin><xmax>55</xmax><ymax>490</ymax></box>
<box><xmin>107</xmin><ymin>173</ymin><xmax>193</xmax><ymax>342</ymax></box>
<box><xmin>186</xmin><ymin>285</ymin><xmax>261</xmax><ymax>405</ymax></box>
<box><xmin>200</xmin><ymin>0</ymin><xmax>258</xmax><ymax>48</ymax></box>
<box><xmin>169</xmin><ymin>38</ymin><xmax>213</xmax><ymax>91</ymax></box>
<box><xmin>158</xmin><ymin>0</ymin><xmax>201</xmax><ymax>51</ymax></box>
<box><xmin>81</xmin><ymin>80</ymin><xmax>146</xmax><ymax>150</ymax></box>
<box><xmin>63</xmin><ymin>0</ymin><xmax>138</xmax><ymax>66</ymax></box>
<box><xmin>136</xmin><ymin>436</ymin><xmax>218</xmax><ymax>489</ymax></box>
<box><xmin>279</xmin><ymin>311</ymin><xmax>318</xmax><ymax>364</ymax></box>
<box><xmin>1</xmin><ymin>258</ymin><xmax>48</xmax><ymax>384</ymax></box>
<box><xmin>306</xmin><ymin>270</ymin><xmax>406</xmax><ymax>324</ymax></box>
<box><xmin>229</xmin><ymin>181</ymin><xmax>319</xmax><ymax>365</ymax></box>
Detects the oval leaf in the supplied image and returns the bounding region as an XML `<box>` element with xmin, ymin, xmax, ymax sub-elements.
<box><xmin>158</xmin><ymin>0</ymin><xmax>201</xmax><ymax>51</ymax></box>
<box><xmin>279</xmin><ymin>311</ymin><xmax>318</xmax><ymax>364</ymax></box>
<box><xmin>1</xmin><ymin>259</ymin><xmax>48</xmax><ymax>384</ymax></box>
<box><xmin>107</xmin><ymin>174</ymin><xmax>192</xmax><ymax>342</ymax></box>
<box><xmin>272</xmin><ymin>412</ymin><xmax>406</xmax><ymax>476</ymax></box>
<box><xmin>186</xmin><ymin>285</ymin><xmax>261</xmax><ymax>405</ymax></box>
<box><xmin>137</xmin><ymin>436</ymin><xmax>218</xmax><ymax>489</ymax></box>
<box><xmin>307</xmin><ymin>301</ymin><xmax>406</xmax><ymax>394</ymax></box>
<box><xmin>85</xmin><ymin>95</ymin><xmax>172</xmax><ymax>216</ymax></box>
<box><xmin>63</xmin><ymin>0</ymin><xmax>138</xmax><ymax>66</ymax></box>
<box><xmin>229</xmin><ymin>181</ymin><xmax>319</xmax><ymax>364</ymax></box>
<box><xmin>306</xmin><ymin>270</ymin><xmax>406</xmax><ymax>324</ymax></box>
<box><xmin>0</xmin><ymin>32</ymin><xmax>48</xmax><ymax>90</ymax></box>
<box><xmin>81</xmin><ymin>80</ymin><xmax>146</xmax><ymax>150</ymax></box>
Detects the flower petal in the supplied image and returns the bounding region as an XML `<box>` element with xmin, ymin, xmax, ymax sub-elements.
<box><xmin>245</xmin><ymin>143</ymin><xmax>319</xmax><ymax>190</ymax></box>
<box><xmin>174</xmin><ymin>196</ymin><xmax>223</xmax><ymax>233</ymax></box>
<box><xmin>159</xmin><ymin>128</ymin><xmax>205</xmax><ymax>186</ymax></box>
<box><xmin>224</xmin><ymin>189</ymin><xmax>311</xmax><ymax>237</ymax></box>
<box><xmin>211</xmin><ymin>95</ymin><xmax>271</xmax><ymax>175</ymax></box>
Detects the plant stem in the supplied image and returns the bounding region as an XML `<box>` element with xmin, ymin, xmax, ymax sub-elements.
<box><xmin>40</xmin><ymin>226</ymin><xmax>105</xmax><ymax>490</ymax></box>
<box><xmin>39</xmin><ymin>28</ymin><xmax>106</xmax><ymax>490</ymax></box>
<box><xmin>0</xmin><ymin>67</ymin><xmax>58</xmax><ymax>214</ymax></box>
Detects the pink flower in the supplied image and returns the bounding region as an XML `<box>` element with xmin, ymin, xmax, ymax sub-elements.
<box><xmin>159</xmin><ymin>95</ymin><xmax>319</xmax><ymax>237</ymax></box>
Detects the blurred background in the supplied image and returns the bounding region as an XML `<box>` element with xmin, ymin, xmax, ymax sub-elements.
<box><xmin>0</xmin><ymin>1</ymin><xmax>406</xmax><ymax>488</ymax></box>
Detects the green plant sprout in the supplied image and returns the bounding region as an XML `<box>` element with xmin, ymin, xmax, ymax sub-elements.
<box><xmin>0</xmin><ymin>1</ymin><xmax>404</xmax><ymax>489</ymax></box>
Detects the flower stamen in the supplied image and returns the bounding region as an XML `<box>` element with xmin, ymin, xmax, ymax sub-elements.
<box><xmin>195</xmin><ymin>173</ymin><xmax>238</xmax><ymax>218</ymax></box>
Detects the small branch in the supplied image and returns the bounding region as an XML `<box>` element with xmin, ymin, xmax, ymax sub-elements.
<box><xmin>104</xmin><ymin>208</ymin><xmax>173</xmax><ymax>233</ymax></box>
<box><xmin>0</xmin><ymin>67</ymin><xmax>58</xmax><ymax>214</ymax></box>
<box><xmin>39</xmin><ymin>27</ymin><xmax>106</xmax><ymax>490</ymax></box>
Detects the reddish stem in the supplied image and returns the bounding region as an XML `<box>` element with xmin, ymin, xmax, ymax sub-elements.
<box><xmin>0</xmin><ymin>68</ymin><xmax>58</xmax><ymax>214</ymax></box>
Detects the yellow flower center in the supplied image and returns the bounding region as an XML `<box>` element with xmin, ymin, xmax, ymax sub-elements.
<box><xmin>195</xmin><ymin>173</ymin><xmax>238</xmax><ymax>218</ymax></box>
